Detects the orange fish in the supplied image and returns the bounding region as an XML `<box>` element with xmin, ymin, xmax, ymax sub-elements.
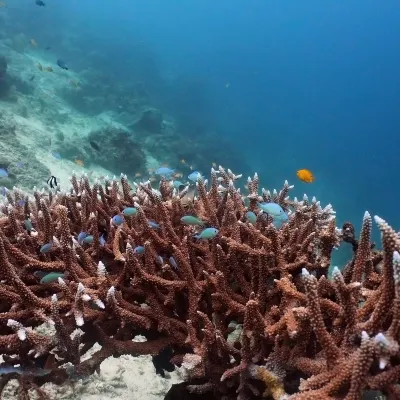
<box><xmin>75</xmin><ymin>159</ymin><xmax>84</xmax><ymax>167</ymax></box>
<box><xmin>296</xmin><ymin>169</ymin><xmax>314</xmax><ymax>183</ymax></box>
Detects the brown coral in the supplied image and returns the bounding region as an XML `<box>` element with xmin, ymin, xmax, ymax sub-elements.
<box><xmin>0</xmin><ymin>166</ymin><xmax>397</xmax><ymax>400</ymax></box>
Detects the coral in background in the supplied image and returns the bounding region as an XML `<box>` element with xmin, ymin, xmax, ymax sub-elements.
<box><xmin>0</xmin><ymin>166</ymin><xmax>398</xmax><ymax>399</ymax></box>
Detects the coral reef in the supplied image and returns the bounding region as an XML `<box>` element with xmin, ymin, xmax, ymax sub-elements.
<box><xmin>0</xmin><ymin>166</ymin><xmax>398</xmax><ymax>400</ymax></box>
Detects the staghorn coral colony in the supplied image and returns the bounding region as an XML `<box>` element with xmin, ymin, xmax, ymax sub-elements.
<box><xmin>0</xmin><ymin>166</ymin><xmax>398</xmax><ymax>399</ymax></box>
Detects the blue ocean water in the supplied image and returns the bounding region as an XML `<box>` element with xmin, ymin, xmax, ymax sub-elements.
<box><xmin>2</xmin><ymin>0</ymin><xmax>400</xmax><ymax>246</ymax></box>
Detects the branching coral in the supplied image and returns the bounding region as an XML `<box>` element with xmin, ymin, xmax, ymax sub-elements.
<box><xmin>0</xmin><ymin>167</ymin><xmax>398</xmax><ymax>400</ymax></box>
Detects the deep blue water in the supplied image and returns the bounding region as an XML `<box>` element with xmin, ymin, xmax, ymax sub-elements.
<box><xmin>7</xmin><ymin>0</ymin><xmax>400</xmax><ymax>246</ymax></box>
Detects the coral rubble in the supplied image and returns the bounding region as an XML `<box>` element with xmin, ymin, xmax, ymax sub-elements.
<box><xmin>0</xmin><ymin>167</ymin><xmax>398</xmax><ymax>399</ymax></box>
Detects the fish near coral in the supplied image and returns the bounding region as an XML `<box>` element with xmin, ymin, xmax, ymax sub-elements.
<box><xmin>169</xmin><ymin>256</ymin><xmax>178</xmax><ymax>269</ymax></box>
<box><xmin>40</xmin><ymin>243</ymin><xmax>52</xmax><ymax>253</ymax></box>
<box><xmin>40</xmin><ymin>272</ymin><xmax>65</xmax><ymax>284</ymax></box>
<box><xmin>134</xmin><ymin>246</ymin><xmax>145</xmax><ymax>254</ymax></box>
<box><xmin>155</xmin><ymin>167</ymin><xmax>174</xmax><ymax>177</ymax></box>
<box><xmin>82</xmin><ymin>235</ymin><xmax>94</xmax><ymax>244</ymax></box>
<box><xmin>181</xmin><ymin>215</ymin><xmax>204</xmax><ymax>226</ymax></box>
<box><xmin>194</xmin><ymin>227</ymin><xmax>219</xmax><ymax>240</ymax></box>
<box><xmin>148</xmin><ymin>220</ymin><xmax>160</xmax><ymax>229</ymax></box>
<box><xmin>112</xmin><ymin>215</ymin><xmax>124</xmax><ymax>226</ymax></box>
<box><xmin>296</xmin><ymin>169</ymin><xmax>314</xmax><ymax>183</ymax></box>
<box><xmin>77</xmin><ymin>231</ymin><xmax>88</xmax><ymax>244</ymax></box>
<box><xmin>122</xmin><ymin>207</ymin><xmax>137</xmax><ymax>216</ymax></box>
<box><xmin>74</xmin><ymin>159</ymin><xmax>84</xmax><ymax>167</ymax></box>
<box><xmin>188</xmin><ymin>171</ymin><xmax>202</xmax><ymax>182</ymax></box>
<box><xmin>245</xmin><ymin>211</ymin><xmax>257</xmax><ymax>225</ymax></box>
<box><xmin>258</xmin><ymin>202</ymin><xmax>285</xmax><ymax>218</ymax></box>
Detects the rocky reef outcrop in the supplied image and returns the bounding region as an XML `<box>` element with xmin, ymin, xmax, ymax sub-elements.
<box><xmin>87</xmin><ymin>126</ymin><xmax>146</xmax><ymax>176</ymax></box>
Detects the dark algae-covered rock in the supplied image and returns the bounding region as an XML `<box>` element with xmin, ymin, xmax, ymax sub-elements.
<box><xmin>87</xmin><ymin>126</ymin><xmax>146</xmax><ymax>176</ymax></box>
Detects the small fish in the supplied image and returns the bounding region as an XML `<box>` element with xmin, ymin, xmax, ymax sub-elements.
<box><xmin>35</xmin><ymin>0</ymin><xmax>45</xmax><ymax>6</ymax></box>
<box><xmin>134</xmin><ymin>246</ymin><xmax>145</xmax><ymax>254</ymax></box>
<box><xmin>0</xmin><ymin>168</ymin><xmax>8</xmax><ymax>178</ymax></box>
<box><xmin>225</xmin><ymin>82</ymin><xmax>230</xmax><ymax>88</ymax></box>
<box><xmin>57</xmin><ymin>59</ymin><xmax>68</xmax><ymax>70</ymax></box>
<box><xmin>181</xmin><ymin>215</ymin><xmax>204</xmax><ymax>226</ymax></box>
<box><xmin>155</xmin><ymin>167</ymin><xmax>175</xmax><ymax>177</ymax></box>
<box><xmin>180</xmin><ymin>159</ymin><xmax>186</xmax><ymax>164</ymax></box>
<box><xmin>155</xmin><ymin>255</ymin><xmax>163</xmax><ymax>265</ymax></box>
<box><xmin>40</xmin><ymin>272</ymin><xmax>65</xmax><ymax>284</ymax></box>
<box><xmin>135</xmin><ymin>172</ymin><xmax>141</xmax><ymax>177</ymax></box>
<box><xmin>77</xmin><ymin>231</ymin><xmax>88</xmax><ymax>244</ymax></box>
<box><xmin>112</xmin><ymin>215</ymin><xmax>124</xmax><ymax>226</ymax></box>
<box><xmin>44</xmin><ymin>66</ymin><xmax>53</xmax><ymax>72</ymax></box>
<box><xmin>16</xmin><ymin>162</ymin><xmax>23</xmax><ymax>168</ymax></box>
<box><xmin>245</xmin><ymin>211</ymin><xmax>257</xmax><ymax>225</ymax></box>
<box><xmin>89</xmin><ymin>140</ymin><xmax>100</xmax><ymax>151</ymax></box>
<box><xmin>194</xmin><ymin>227</ymin><xmax>219</xmax><ymax>240</ymax></box>
<box><xmin>169</xmin><ymin>256</ymin><xmax>178</xmax><ymax>269</ymax></box>
<box><xmin>47</xmin><ymin>176</ymin><xmax>58</xmax><ymax>189</ymax></box>
<box><xmin>74</xmin><ymin>159</ymin><xmax>84</xmax><ymax>167</ymax></box>
<box><xmin>258</xmin><ymin>202</ymin><xmax>285</xmax><ymax>217</ymax></box>
<box><xmin>45</xmin><ymin>46</ymin><xmax>51</xmax><ymax>50</ymax></box>
<box><xmin>296</xmin><ymin>169</ymin><xmax>314</xmax><ymax>183</ymax></box>
<box><xmin>37</xmin><ymin>63</ymin><xmax>43</xmax><ymax>71</ymax></box>
<box><xmin>17</xmin><ymin>199</ymin><xmax>25</xmax><ymax>207</ymax></box>
<box><xmin>30</xmin><ymin>38</ymin><xmax>38</xmax><ymax>47</ymax></box>
<box><xmin>40</xmin><ymin>243</ymin><xmax>52</xmax><ymax>253</ymax></box>
<box><xmin>173</xmin><ymin>180</ymin><xmax>185</xmax><ymax>189</ymax></box>
<box><xmin>122</xmin><ymin>207</ymin><xmax>137</xmax><ymax>216</ymax></box>
<box><xmin>1</xmin><ymin>187</ymin><xmax>6</xmax><ymax>196</ymax></box>
<box><xmin>99</xmin><ymin>234</ymin><xmax>106</xmax><ymax>247</ymax></box>
<box><xmin>212</xmin><ymin>162</ymin><xmax>217</xmax><ymax>168</ymax></box>
<box><xmin>82</xmin><ymin>235</ymin><xmax>94</xmax><ymax>244</ymax></box>
<box><xmin>148</xmin><ymin>220</ymin><xmax>160</xmax><ymax>229</ymax></box>
<box><xmin>51</xmin><ymin>151</ymin><xmax>62</xmax><ymax>160</ymax></box>
<box><xmin>24</xmin><ymin>219</ymin><xmax>33</xmax><ymax>232</ymax></box>
<box><xmin>188</xmin><ymin>171</ymin><xmax>202</xmax><ymax>182</ymax></box>
<box><xmin>0</xmin><ymin>365</ymin><xmax>50</xmax><ymax>376</ymax></box>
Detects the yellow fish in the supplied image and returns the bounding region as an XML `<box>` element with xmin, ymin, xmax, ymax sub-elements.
<box><xmin>30</xmin><ymin>38</ymin><xmax>38</xmax><ymax>47</ymax></box>
<box><xmin>181</xmin><ymin>159</ymin><xmax>186</xmax><ymax>164</ymax></box>
<box><xmin>74</xmin><ymin>159</ymin><xmax>84</xmax><ymax>167</ymax></box>
<box><xmin>135</xmin><ymin>172</ymin><xmax>141</xmax><ymax>177</ymax></box>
